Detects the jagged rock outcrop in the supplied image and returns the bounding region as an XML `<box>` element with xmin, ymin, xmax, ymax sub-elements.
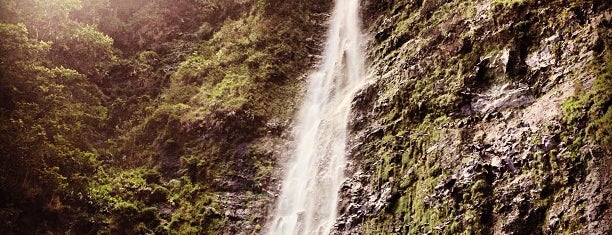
<box><xmin>334</xmin><ymin>0</ymin><xmax>610</xmax><ymax>234</ymax></box>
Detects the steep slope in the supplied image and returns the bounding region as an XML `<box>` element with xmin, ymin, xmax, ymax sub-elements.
<box><xmin>334</xmin><ymin>0</ymin><xmax>610</xmax><ymax>234</ymax></box>
<box><xmin>0</xmin><ymin>0</ymin><xmax>331</xmax><ymax>234</ymax></box>
<box><xmin>83</xmin><ymin>1</ymin><xmax>333</xmax><ymax>233</ymax></box>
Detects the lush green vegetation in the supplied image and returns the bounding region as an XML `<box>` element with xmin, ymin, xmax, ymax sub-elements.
<box><xmin>0</xmin><ymin>0</ymin><xmax>329</xmax><ymax>233</ymax></box>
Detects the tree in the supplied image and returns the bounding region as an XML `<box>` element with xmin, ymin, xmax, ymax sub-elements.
<box><xmin>51</xmin><ymin>25</ymin><xmax>115</xmax><ymax>80</ymax></box>
<box><xmin>0</xmin><ymin>22</ymin><xmax>107</xmax><ymax>233</ymax></box>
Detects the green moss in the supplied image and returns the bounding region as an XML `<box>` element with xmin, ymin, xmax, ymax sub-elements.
<box><xmin>562</xmin><ymin>49</ymin><xmax>612</xmax><ymax>152</ymax></box>
<box><xmin>491</xmin><ymin>0</ymin><xmax>527</xmax><ymax>7</ymax></box>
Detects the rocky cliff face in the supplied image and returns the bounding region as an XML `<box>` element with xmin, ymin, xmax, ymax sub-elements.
<box><xmin>331</xmin><ymin>0</ymin><xmax>610</xmax><ymax>234</ymax></box>
<box><xmin>2</xmin><ymin>0</ymin><xmax>607</xmax><ymax>234</ymax></box>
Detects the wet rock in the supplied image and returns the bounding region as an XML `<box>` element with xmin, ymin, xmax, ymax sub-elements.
<box><xmin>332</xmin><ymin>1</ymin><xmax>610</xmax><ymax>235</ymax></box>
<box><xmin>541</xmin><ymin>134</ymin><xmax>559</xmax><ymax>152</ymax></box>
<box><xmin>526</xmin><ymin>44</ymin><xmax>556</xmax><ymax>70</ymax></box>
<box><xmin>548</xmin><ymin>216</ymin><xmax>560</xmax><ymax>232</ymax></box>
<box><xmin>503</xmin><ymin>157</ymin><xmax>517</xmax><ymax>174</ymax></box>
<box><xmin>472</xmin><ymin>83</ymin><xmax>535</xmax><ymax>114</ymax></box>
<box><xmin>373</xmin><ymin>182</ymin><xmax>393</xmax><ymax>213</ymax></box>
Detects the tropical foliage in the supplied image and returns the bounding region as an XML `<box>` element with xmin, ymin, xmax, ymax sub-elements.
<box><xmin>0</xmin><ymin>0</ymin><xmax>329</xmax><ymax>233</ymax></box>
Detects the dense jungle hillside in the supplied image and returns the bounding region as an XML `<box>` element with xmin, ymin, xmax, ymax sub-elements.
<box><xmin>0</xmin><ymin>0</ymin><xmax>610</xmax><ymax>234</ymax></box>
<box><xmin>1</xmin><ymin>0</ymin><xmax>330</xmax><ymax>233</ymax></box>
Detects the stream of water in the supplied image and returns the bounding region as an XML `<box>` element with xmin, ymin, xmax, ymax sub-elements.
<box><xmin>265</xmin><ymin>0</ymin><xmax>366</xmax><ymax>234</ymax></box>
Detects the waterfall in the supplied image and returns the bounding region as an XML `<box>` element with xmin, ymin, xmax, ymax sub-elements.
<box><xmin>265</xmin><ymin>0</ymin><xmax>365</xmax><ymax>234</ymax></box>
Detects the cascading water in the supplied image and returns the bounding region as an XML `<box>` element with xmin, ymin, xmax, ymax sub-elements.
<box><xmin>265</xmin><ymin>0</ymin><xmax>365</xmax><ymax>234</ymax></box>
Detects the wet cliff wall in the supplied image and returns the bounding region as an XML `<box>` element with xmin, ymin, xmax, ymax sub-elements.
<box><xmin>336</xmin><ymin>0</ymin><xmax>610</xmax><ymax>234</ymax></box>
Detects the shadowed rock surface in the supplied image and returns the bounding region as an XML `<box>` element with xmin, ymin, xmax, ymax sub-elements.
<box><xmin>333</xmin><ymin>0</ymin><xmax>611</xmax><ymax>234</ymax></box>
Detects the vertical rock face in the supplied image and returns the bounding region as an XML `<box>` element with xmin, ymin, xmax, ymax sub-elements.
<box><xmin>333</xmin><ymin>0</ymin><xmax>611</xmax><ymax>234</ymax></box>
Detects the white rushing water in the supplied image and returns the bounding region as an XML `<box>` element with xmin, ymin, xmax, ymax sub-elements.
<box><xmin>265</xmin><ymin>0</ymin><xmax>365</xmax><ymax>234</ymax></box>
